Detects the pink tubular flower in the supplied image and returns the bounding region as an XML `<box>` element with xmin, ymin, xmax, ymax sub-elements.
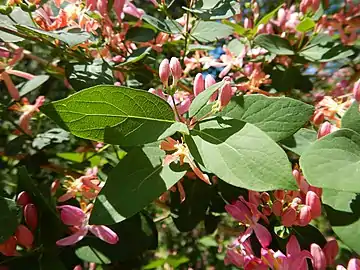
<box><xmin>17</xmin><ymin>191</ymin><xmax>31</xmax><ymax>206</ymax></box>
<box><xmin>261</xmin><ymin>235</ymin><xmax>312</xmax><ymax>270</ymax></box>
<box><xmin>225</xmin><ymin>196</ymin><xmax>271</xmax><ymax>248</ymax></box>
<box><xmin>193</xmin><ymin>73</ymin><xmax>205</xmax><ymax>96</ymax></box>
<box><xmin>305</xmin><ymin>191</ymin><xmax>322</xmax><ymax>219</ymax></box>
<box><xmin>218</xmin><ymin>79</ymin><xmax>233</xmax><ymax>109</ymax></box>
<box><xmin>317</xmin><ymin>122</ymin><xmax>334</xmax><ymax>139</ymax></box>
<box><xmin>169</xmin><ymin>57</ymin><xmax>182</xmax><ymax>83</ymax></box>
<box><xmin>56</xmin><ymin>205</ymin><xmax>119</xmax><ymax>246</ymax></box>
<box><xmin>24</xmin><ymin>204</ymin><xmax>38</xmax><ymax>231</ymax></box>
<box><xmin>160</xmin><ymin>137</ymin><xmax>211</xmax><ymax>185</ymax></box>
<box><xmin>159</xmin><ymin>59</ymin><xmax>170</xmax><ymax>86</ymax></box>
<box><xmin>205</xmin><ymin>74</ymin><xmax>217</xmax><ymax>102</ymax></box>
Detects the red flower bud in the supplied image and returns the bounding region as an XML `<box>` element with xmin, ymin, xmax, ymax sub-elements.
<box><xmin>274</xmin><ymin>190</ymin><xmax>285</xmax><ymax>201</ymax></box>
<box><xmin>15</xmin><ymin>225</ymin><xmax>34</xmax><ymax>249</ymax></box>
<box><xmin>323</xmin><ymin>239</ymin><xmax>339</xmax><ymax>266</ymax></box>
<box><xmin>317</xmin><ymin>122</ymin><xmax>332</xmax><ymax>139</ymax></box>
<box><xmin>298</xmin><ymin>205</ymin><xmax>312</xmax><ymax>226</ymax></box>
<box><xmin>169</xmin><ymin>57</ymin><xmax>182</xmax><ymax>82</ymax></box>
<box><xmin>159</xmin><ymin>59</ymin><xmax>170</xmax><ymax>86</ymax></box>
<box><xmin>281</xmin><ymin>207</ymin><xmax>297</xmax><ymax>227</ymax></box>
<box><xmin>51</xmin><ymin>179</ymin><xmax>60</xmax><ymax>196</ymax></box>
<box><xmin>205</xmin><ymin>74</ymin><xmax>217</xmax><ymax>102</ymax></box>
<box><xmin>272</xmin><ymin>200</ymin><xmax>283</xmax><ymax>217</ymax></box>
<box><xmin>311</xmin><ymin>243</ymin><xmax>326</xmax><ymax>270</ymax></box>
<box><xmin>313</xmin><ymin>111</ymin><xmax>324</xmax><ymax>125</ymax></box>
<box><xmin>193</xmin><ymin>73</ymin><xmax>205</xmax><ymax>96</ymax></box>
<box><xmin>17</xmin><ymin>191</ymin><xmax>31</xmax><ymax>207</ymax></box>
<box><xmin>24</xmin><ymin>204</ymin><xmax>38</xmax><ymax>231</ymax></box>
<box><xmin>306</xmin><ymin>191</ymin><xmax>322</xmax><ymax>219</ymax></box>
<box><xmin>219</xmin><ymin>78</ymin><xmax>232</xmax><ymax>109</ymax></box>
<box><xmin>0</xmin><ymin>236</ymin><xmax>17</xmax><ymax>256</ymax></box>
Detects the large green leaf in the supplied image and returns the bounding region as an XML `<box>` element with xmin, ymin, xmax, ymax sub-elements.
<box><xmin>189</xmin><ymin>81</ymin><xmax>225</xmax><ymax>118</ymax></box>
<box><xmin>142</xmin><ymin>14</ymin><xmax>182</xmax><ymax>34</ymax></box>
<box><xmin>19</xmin><ymin>75</ymin><xmax>49</xmax><ymax>97</ymax></box>
<box><xmin>281</xmin><ymin>128</ymin><xmax>317</xmax><ymax>156</ymax></box>
<box><xmin>323</xmin><ymin>189</ymin><xmax>360</xmax><ymax>254</ymax></box>
<box><xmin>299</xmin><ymin>42</ymin><xmax>354</xmax><ymax>62</ymax></box>
<box><xmin>300</xmin><ymin>129</ymin><xmax>360</xmax><ymax>192</ymax></box>
<box><xmin>76</xmin><ymin>213</ymin><xmax>157</xmax><ymax>264</ymax></box>
<box><xmin>253</xmin><ymin>34</ymin><xmax>294</xmax><ymax>55</ymax></box>
<box><xmin>90</xmin><ymin>143</ymin><xmax>186</xmax><ymax>225</ymax></box>
<box><xmin>217</xmin><ymin>95</ymin><xmax>314</xmax><ymax>142</ymax></box>
<box><xmin>188</xmin><ymin>117</ymin><xmax>296</xmax><ymax>191</ymax></box>
<box><xmin>296</xmin><ymin>17</ymin><xmax>316</xmax><ymax>32</ymax></box>
<box><xmin>191</xmin><ymin>21</ymin><xmax>233</xmax><ymax>42</ymax></box>
<box><xmin>0</xmin><ymin>197</ymin><xmax>19</xmax><ymax>243</ymax></box>
<box><xmin>40</xmin><ymin>85</ymin><xmax>175</xmax><ymax>146</ymax></box>
<box><xmin>342</xmin><ymin>101</ymin><xmax>360</xmax><ymax>134</ymax></box>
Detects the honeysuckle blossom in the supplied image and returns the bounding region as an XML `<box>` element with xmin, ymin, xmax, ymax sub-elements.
<box><xmin>225</xmin><ymin>196</ymin><xmax>271</xmax><ymax>248</ymax></box>
<box><xmin>56</xmin><ymin>204</ymin><xmax>118</xmax><ymax>246</ymax></box>
<box><xmin>261</xmin><ymin>235</ymin><xmax>312</xmax><ymax>270</ymax></box>
<box><xmin>337</xmin><ymin>258</ymin><xmax>360</xmax><ymax>270</ymax></box>
<box><xmin>211</xmin><ymin>45</ymin><xmax>247</xmax><ymax>78</ymax></box>
<box><xmin>160</xmin><ymin>137</ymin><xmax>211</xmax><ymax>185</ymax></box>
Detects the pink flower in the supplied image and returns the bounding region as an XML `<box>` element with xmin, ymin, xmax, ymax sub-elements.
<box><xmin>193</xmin><ymin>73</ymin><xmax>205</xmax><ymax>96</ymax></box>
<box><xmin>225</xmin><ymin>196</ymin><xmax>271</xmax><ymax>248</ymax></box>
<box><xmin>56</xmin><ymin>205</ymin><xmax>118</xmax><ymax>246</ymax></box>
<box><xmin>353</xmin><ymin>79</ymin><xmax>360</xmax><ymax>102</ymax></box>
<box><xmin>261</xmin><ymin>235</ymin><xmax>312</xmax><ymax>270</ymax></box>
<box><xmin>15</xmin><ymin>225</ymin><xmax>34</xmax><ymax>249</ymax></box>
<box><xmin>218</xmin><ymin>79</ymin><xmax>233</xmax><ymax>109</ymax></box>
<box><xmin>310</xmin><ymin>239</ymin><xmax>339</xmax><ymax>269</ymax></box>
<box><xmin>169</xmin><ymin>57</ymin><xmax>182</xmax><ymax>83</ymax></box>
<box><xmin>159</xmin><ymin>59</ymin><xmax>170</xmax><ymax>86</ymax></box>
<box><xmin>24</xmin><ymin>204</ymin><xmax>38</xmax><ymax>231</ymax></box>
<box><xmin>305</xmin><ymin>191</ymin><xmax>322</xmax><ymax>219</ymax></box>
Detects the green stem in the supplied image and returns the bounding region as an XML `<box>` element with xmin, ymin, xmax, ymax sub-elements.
<box><xmin>181</xmin><ymin>0</ymin><xmax>193</xmax><ymax>64</ymax></box>
<box><xmin>171</xmin><ymin>95</ymin><xmax>181</xmax><ymax>121</ymax></box>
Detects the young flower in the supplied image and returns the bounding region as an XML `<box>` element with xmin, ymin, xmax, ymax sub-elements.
<box><xmin>205</xmin><ymin>74</ymin><xmax>217</xmax><ymax>102</ymax></box>
<box><xmin>353</xmin><ymin>79</ymin><xmax>360</xmax><ymax>102</ymax></box>
<box><xmin>336</xmin><ymin>258</ymin><xmax>360</xmax><ymax>270</ymax></box>
<box><xmin>193</xmin><ymin>73</ymin><xmax>205</xmax><ymax>96</ymax></box>
<box><xmin>160</xmin><ymin>137</ymin><xmax>211</xmax><ymax>185</ymax></box>
<box><xmin>159</xmin><ymin>58</ymin><xmax>170</xmax><ymax>87</ymax></box>
<box><xmin>15</xmin><ymin>225</ymin><xmax>34</xmax><ymax>249</ymax></box>
<box><xmin>16</xmin><ymin>191</ymin><xmax>31</xmax><ymax>206</ymax></box>
<box><xmin>56</xmin><ymin>205</ymin><xmax>119</xmax><ymax>246</ymax></box>
<box><xmin>305</xmin><ymin>191</ymin><xmax>322</xmax><ymax>219</ymax></box>
<box><xmin>225</xmin><ymin>196</ymin><xmax>271</xmax><ymax>248</ymax></box>
<box><xmin>169</xmin><ymin>57</ymin><xmax>182</xmax><ymax>84</ymax></box>
<box><xmin>218</xmin><ymin>79</ymin><xmax>233</xmax><ymax>109</ymax></box>
<box><xmin>0</xmin><ymin>236</ymin><xmax>17</xmax><ymax>257</ymax></box>
<box><xmin>24</xmin><ymin>203</ymin><xmax>38</xmax><ymax>231</ymax></box>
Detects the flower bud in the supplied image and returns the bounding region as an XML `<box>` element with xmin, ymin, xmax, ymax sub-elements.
<box><xmin>353</xmin><ymin>79</ymin><xmax>360</xmax><ymax>102</ymax></box>
<box><xmin>260</xmin><ymin>192</ymin><xmax>270</xmax><ymax>203</ymax></box>
<box><xmin>244</xmin><ymin>18</ymin><xmax>253</xmax><ymax>29</ymax></box>
<box><xmin>306</xmin><ymin>191</ymin><xmax>322</xmax><ymax>219</ymax></box>
<box><xmin>278</xmin><ymin>8</ymin><xmax>286</xmax><ymax>26</ymax></box>
<box><xmin>57</xmin><ymin>205</ymin><xmax>86</xmax><ymax>227</ymax></box>
<box><xmin>323</xmin><ymin>239</ymin><xmax>339</xmax><ymax>266</ymax></box>
<box><xmin>17</xmin><ymin>191</ymin><xmax>31</xmax><ymax>206</ymax></box>
<box><xmin>169</xmin><ymin>57</ymin><xmax>182</xmax><ymax>82</ymax></box>
<box><xmin>193</xmin><ymin>73</ymin><xmax>205</xmax><ymax>96</ymax></box>
<box><xmin>205</xmin><ymin>74</ymin><xmax>217</xmax><ymax>102</ymax></box>
<box><xmin>262</xmin><ymin>205</ymin><xmax>272</xmax><ymax>216</ymax></box>
<box><xmin>272</xmin><ymin>200</ymin><xmax>283</xmax><ymax>216</ymax></box>
<box><xmin>298</xmin><ymin>205</ymin><xmax>312</xmax><ymax>226</ymax></box>
<box><xmin>51</xmin><ymin>179</ymin><xmax>60</xmax><ymax>196</ymax></box>
<box><xmin>24</xmin><ymin>204</ymin><xmax>38</xmax><ymax>231</ymax></box>
<box><xmin>281</xmin><ymin>207</ymin><xmax>297</xmax><ymax>227</ymax></box>
<box><xmin>347</xmin><ymin>258</ymin><xmax>360</xmax><ymax>270</ymax></box>
<box><xmin>0</xmin><ymin>236</ymin><xmax>17</xmax><ymax>256</ymax></box>
<box><xmin>15</xmin><ymin>225</ymin><xmax>34</xmax><ymax>249</ymax></box>
<box><xmin>73</xmin><ymin>266</ymin><xmax>83</xmax><ymax>270</ymax></box>
<box><xmin>317</xmin><ymin>122</ymin><xmax>332</xmax><ymax>139</ymax></box>
<box><xmin>159</xmin><ymin>58</ymin><xmax>170</xmax><ymax>86</ymax></box>
<box><xmin>311</xmin><ymin>243</ymin><xmax>326</xmax><ymax>270</ymax></box>
<box><xmin>0</xmin><ymin>47</ymin><xmax>10</xmax><ymax>58</ymax></box>
<box><xmin>274</xmin><ymin>190</ymin><xmax>285</xmax><ymax>201</ymax></box>
<box><xmin>219</xmin><ymin>79</ymin><xmax>232</xmax><ymax>109</ymax></box>
<box><xmin>313</xmin><ymin>111</ymin><xmax>324</xmax><ymax>125</ymax></box>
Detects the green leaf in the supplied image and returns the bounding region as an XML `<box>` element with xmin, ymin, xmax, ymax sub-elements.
<box><xmin>0</xmin><ymin>7</ymin><xmax>33</xmax><ymax>42</ymax></box>
<box><xmin>188</xmin><ymin>117</ymin><xmax>296</xmax><ymax>191</ymax></box>
<box><xmin>170</xmin><ymin>179</ymin><xmax>212</xmax><ymax>232</ymax></box>
<box><xmin>188</xmin><ymin>44</ymin><xmax>216</xmax><ymax>52</ymax></box>
<box><xmin>189</xmin><ymin>81</ymin><xmax>225</xmax><ymax>118</ymax></box>
<box><xmin>227</xmin><ymin>39</ymin><xmax>245</xmax><ymax>56</ymax></box>
<box><xmin>323</xmin><ymin>189</ymin><xmax>360</xmax><ymax>254</ymax></box>
<box><xmin>90</xmin><ymin>143</ymin><xmax>186</xmax><ymax>224</ymax></box>
<box><xmin>158</xmin><ymin>122</ymin><xmax>189</xmax><ymax>141</ymax></box>
<box><xmin>142</xmin><ymin>14</ymin><xmax>182</xmax><ymax>34</ymax></box>
<box><xmin>299</xmin><ymin>42</ymin><xmax>354</xmax><ymax>62</ymax></box>
<box><xmin>126</xmin><ymin>27</ymin><xmax>156</xmax><ymax>42</ymax></box>
<box><xmin>76</xmin><ymin>213</ymin><xmax>157</xmax><ymax>264</ymax></box>
<box><xmin>253</xmin><ymin>34</ymin><xmax>294</xmax><ymax>55</ymax></box>
<box><xmin>5</xmin><ymin>135</ymin><xmax>27</xmax><ymax>156</ymax></box>
<box><xmin>222</xmin><ymin>20</ymin><xmax>248</xmax><ymax>36</ymax></box>
<box><xmin>217</xmin><ymin>95</ymin><xmax>314</xmax><ymax>142</ymax></box>
<box><xmin>300</xmin><ymin>128</ymin><xmax>360</xmax><ymax>192</ymax></box>
<box><xmin>19</xmin><ymin>75</ymin><xmax>49</xmax><ymax>97</ymax></box>
<box><xmin>57</xmin><ymin>152</ymin><xmax>104</xmax><ymax>167</ymax></box>
<box><xmin>0</xmin><ymin>196</ymin><xmax>19</xmax><ymax>243</ymax></box>
<box><xmin>118</xmin><ymin>47</ymin><xmax>152</xmax><ymax>66</ymax></box>
<box><xmin>254</xmin><ymin>4</ymin><xmax>282</xmax><ymax>33</ymax></box>
<box><xmin>342</xmin><ymin>101</ymin><xmax>360</xmax><ymax>134</ymax></box>
<box><xmin>191</xmin><ymin>21</ymin><xmax>233</xmax><ymax>43</ymax></box>
<box><xmin>184</xmin><ymin>1</ymin><xmax>240</xmax><ymax>20</ymax></box>
<box><xmin>281</xmin><ymin>128</ymin><xmax>317</xmax><ymax>156</ymax></box>
<box><xmin>32</xmin><ymin>128</ymin><xmax>70</xmax><ymax>150</ymax></box>
<box><xmin>16</xmin><ymin>26</ymin><xmax>90</xmax><ymax>47</ymax></box>
<box><xmin>40</xmin><ymin>85</ymin><xmax>175</xmax><ymax>146</ymax></box>
<box><xmin>66</xmin><ymin>60</ymin><xmax>115</xmax><ymax>91</ymax></box>
<box><xmin>296</xmin><ymin>17</ymin><xmax>316</xmax><ymax>32</ymax></box>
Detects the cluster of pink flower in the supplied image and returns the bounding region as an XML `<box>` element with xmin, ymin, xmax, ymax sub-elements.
<box><xmin>223</xmin><ymin>168</ymin><xmax>360</xmax><ymax>269</ymax></box>
<box><xmin>0</xmin><ymin>191</ymin><xmax>37</xmax><ymax>256</ymax></box>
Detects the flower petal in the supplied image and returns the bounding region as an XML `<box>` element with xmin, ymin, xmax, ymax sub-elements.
<box><xmin>56</xmin><ymin>227</ymin><xmax>88</xmax><ymax>246</ymax></box>
<box><xmin>253</xmin><ymin>223</ymin><xmax>272</xmax><ymax>248</ymax></box>
<box><xmin>89</xmin><ymin>225</ymin><xmax>119</xmax><ymax>244</ymax></box>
